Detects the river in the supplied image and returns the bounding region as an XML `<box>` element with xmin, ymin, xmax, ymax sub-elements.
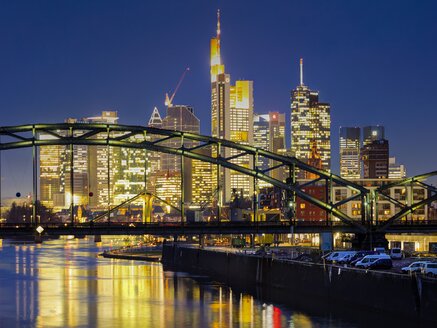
<box><xmin>0</xmin><ymin>237</ymin><xmax>370</xmax><ymax>327</ymax></box>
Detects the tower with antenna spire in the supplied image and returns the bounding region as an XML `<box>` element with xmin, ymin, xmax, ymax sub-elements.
<box><xmin>290</xmin><ymin>58</ymin><xmax>331</xmax><ymax>172</ymax></box>
<box><xmin>300</xmin><ymin>58</ymin><xmax>304</xmax><ymax>86</ymax></box>
<box><xmin>210</xmin><ymin>10</ymin><xmax>224</xmax><ymax>83</ymax></box>
<box><xmin>210</xmin><ymin>10</ymin><xmax>254</xmax><ymax>203</ymax></box>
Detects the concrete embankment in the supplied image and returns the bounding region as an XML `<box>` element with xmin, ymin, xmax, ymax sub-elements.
<box><xmin>162</xmin><ymin>244</ymin><xmax>437</xmax><ymax>324</ymax></box>
<box><xmin>101</xmin><ymin>246</ymin><xmax>161</xmax><ymax>262</ymax></box>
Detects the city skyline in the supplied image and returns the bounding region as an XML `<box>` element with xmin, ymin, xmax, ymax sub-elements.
<box><xmin>1</xmin><ymin>0</ymin><xmax>437</xmax><ymax>196</ymax></box>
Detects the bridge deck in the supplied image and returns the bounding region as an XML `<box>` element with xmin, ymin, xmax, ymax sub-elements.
<box><xmin>1</xmin><ymin>221</ymin><xmax>437</xmax><ymax>237</ymax></box>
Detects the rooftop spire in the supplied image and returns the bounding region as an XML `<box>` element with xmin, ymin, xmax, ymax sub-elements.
<box><xmin>300</xmin><ymin>58</ymin><xmax>304</xmax><ymax>86</ymax></box>
<box><xmin>217</xmin><ymin>9</ymin><xmax>221</xmax><ymax>41</ymax></box>
<box><xmin>148</xmin><ymin>107</ymin><xmax>162</xmax><ymax>127</ymax></box>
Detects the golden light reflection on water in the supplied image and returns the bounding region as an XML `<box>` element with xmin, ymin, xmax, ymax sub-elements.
<box><xmin>2</xmin><ymin>237</ymin><xmax>316</xmax><ymax>327</ymax></box>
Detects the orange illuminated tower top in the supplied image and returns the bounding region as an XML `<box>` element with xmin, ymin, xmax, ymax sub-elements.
<box><xmin>210</xmin><ymin>9</ymin><xmax>225</xmax><ymax>83</ymax></box>
<box><xmin>305</xmin><ymin>140</ymin><xmax>322</xmax><ymax>179</ymax></box>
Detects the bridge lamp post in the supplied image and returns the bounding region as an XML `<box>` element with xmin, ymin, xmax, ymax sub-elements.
<box><xmin>35</xmin><ymin>225</ymin><xmax>44</xmax><ymax>243</ymax></box>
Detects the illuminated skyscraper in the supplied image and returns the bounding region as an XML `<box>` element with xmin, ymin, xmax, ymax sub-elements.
<box><xmin>210</xmin><ymin>11</ymin><xmax>254</xmax><ymax>202</ymax></box>
<box><xmin>158</xmin><ymin>105</ymin><xmax>201</xmax><ymax>206</ymax></box>
<box><xmin>361</xmin><ymin>139</ymin><xmax>389</xmax><ymax>179</ymax></box>
<box><xmin>363</xmin><ymin>125</ymin><xmax>385</xmax><ymax>146</ymax></box>
<box><xmin>254</xmin><ymin>112</ymin><xmax>286</xmax><ymax>186</ymax></box>
<box><xmin>39</xmin><ymin>136</ymin><xmax>65</xmax><ymax>209</ymax></box>
<box><xmin>39</xmin><ymin>111</ymin><xmax>119</xmax><ymax>213</ymax></box>
<box><xmin>86</xmin><ymin>111</ymin><xmax>119</xmax><ymax>210</ymax></box>
<box><xmin>389</xmin><ymin>157</ymin><xmax>407</xmax><ymax>179</ymax></box>
<box><xmin>339</xmin><ymin>127</ymin><xmax>361</xmax><ymax>179</ymax></box>
<box><xmin>361</xmin><ymin>125</ymin><xmax>389</xmax><ymax>179</ymax></box>
<box><xmin>291</xmin><ymin>59</ymin><xmax>331</xmax><ymax>171</ymax></box>
<box><xmin>191</xmin><ymin>148</ymin><xmax>214</xmax><ymax>208</ymax></box>
<box><xmin>145</xmin><ymin>107</ymin><xmax>163</xmax><ymax>194</ymax></box>
<box><xmin>253</xmin><ymin>114</ymin><xmax>270</xmax><ymax>172</ymax></box>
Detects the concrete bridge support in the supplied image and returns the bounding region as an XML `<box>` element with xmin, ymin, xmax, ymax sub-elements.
<box><xmin>250</xmin><ymin>234</ymin><xmax>255</xmax><ymax>248</ymax></box>
<box><xmin>35</xmin><ymin>234</ymin><xmax>42</xmax><ymax>244</ymax></box>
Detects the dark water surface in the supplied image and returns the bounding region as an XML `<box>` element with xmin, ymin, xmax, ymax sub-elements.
<box><xmin>0</xmin><ymin>237</ymin><xmax>375</xmax><ymax>327</ymax></box>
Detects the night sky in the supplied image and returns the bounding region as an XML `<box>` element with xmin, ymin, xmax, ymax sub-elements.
<box><xmin>1</xmin><ymin>0</ymin><xmax>437</xmax><ymax>196</ymax></box>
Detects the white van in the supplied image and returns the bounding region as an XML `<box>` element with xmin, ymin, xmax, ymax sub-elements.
<box><xmin>389</xmin><ymin>247</ymin><xmax>402</xmax><ymax>259</ymax></box>
<box><xmin>355</xmin><ymin>254</ymin><xmax>391</xmax><ymax>269</ymax></box>
<box><xmin>324</xmin><ymin>251</ymin><xmax>353</xmax><ymax>263</ymax></box>
<box><xmin>335</xmin><ymin>251</ymin><xmax>357</xmax><ymax>264</ymax></box>
<box><xmin>422</xmin><ymin>262</ymin><xmax>437</xmax><ymax>277</ymax></box>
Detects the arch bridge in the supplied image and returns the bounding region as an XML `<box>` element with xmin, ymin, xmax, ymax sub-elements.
<box><xmin>0</xmin><ymin>123</ymin><xmax>436</xmax><ymax>244</ymax></box>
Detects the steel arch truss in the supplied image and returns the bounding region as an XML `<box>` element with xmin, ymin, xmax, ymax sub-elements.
<box><xmin>375</xmin><ymin>171</ymin><xmax>437</xmax><ymax>232</ymax></box>
<box><xmin>0</xmin><ymin>123</ymin><xmax>370</xmax><ymax>231</ymax></box>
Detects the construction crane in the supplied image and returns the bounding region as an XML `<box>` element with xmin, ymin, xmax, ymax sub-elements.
<box><xmin>164</xmin><ymin>67</ymin><xmax>190</xmax><ymax>108</ymax></box>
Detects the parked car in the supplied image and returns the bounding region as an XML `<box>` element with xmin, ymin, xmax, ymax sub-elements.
<box><xmin>422</xmin><ymin>262</ymin><xmax>437</xmax><ymax>277</ymax></box>
<box><xmin>401</xmin><ymin>261</ymin><xmax>431</xmax><ymax>274</ymax></box>
<box><xmin>355</xmin><ymin>254</ymin><xmax>391</xmax><ymax>269</ymax></box>
<box><xmin>368</xmin><ymin>257</ymin><xmax>393</xmax><ymax>270</ymax></box>
<box><xmin>349</xmin><ymin>251</ymin><xmax>376</xmax><ymax>266</ymax></box>
<box><xmin>390</xmin><ymin>247</ymin><xmax>403</xmax><ymax>259</ymax></box>
<box><xmin>323</xmin><ymin>251</ymin><xmax>342</xmax><ymax>263</ymax></box>
<box><xmin>334</xmin><ymin>251</ymin><xmax>357</xmax><ymax>264</ymax></box>
<box><xmin>323</xmin><ymin>251</ymin><xmax>355</xmax><ymax>263</ymax></box>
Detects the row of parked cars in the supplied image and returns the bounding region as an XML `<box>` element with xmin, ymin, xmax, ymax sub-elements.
<box><xmin>323</xmin><ymin>250</ymin><xmax>394</xmax><ymax>269</ymax></box>
<box><xmin>323</xmin><ymin>248</ymin><xmax>437</xmax><ymax>276</ymax></box>
<box><xmin>401</xmin><ymin>261</ymin><xmax>437</xmax><ymax>276</ymax></box>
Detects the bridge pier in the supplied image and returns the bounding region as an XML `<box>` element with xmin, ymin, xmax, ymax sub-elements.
<box><xmin>352</xmin><ymin>231</ymin><xmax>388</xmax><ymax>250</ymax></box>
<box><xmin>199</xmin><ymin>234</ymin><xmax>205</xmax><ymax>248</ymax></box>
<box><xmin>250</xmin><ymin>234</ymin><xmax>255</xmax><ymax>248</ymax></box>
<box><xmin>35</xmin><ymin>234</ymin><xmax>42</xmax><ymax>244</ymax></box>
<box><xmin>94</xmin><ymin>235</ymin><xmax>102</xmax><ymax>243</ymax></box>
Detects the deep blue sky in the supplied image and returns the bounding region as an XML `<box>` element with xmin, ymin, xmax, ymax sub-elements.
<box><xmin>1</xmin><ymin>0</ymin><xmax>437</xmax><ymax>196</ymax></box>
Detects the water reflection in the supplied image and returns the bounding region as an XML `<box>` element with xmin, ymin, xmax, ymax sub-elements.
<box><xmin>0</xmin><ymin>237</ymin><xmax>349</xmax><ymax>327</ymax></box>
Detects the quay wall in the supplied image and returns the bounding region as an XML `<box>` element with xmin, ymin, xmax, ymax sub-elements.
<box><xmin>162</xmin><ymin>244</ymin><xmax>437</xmax><ymax>324</ymax></box>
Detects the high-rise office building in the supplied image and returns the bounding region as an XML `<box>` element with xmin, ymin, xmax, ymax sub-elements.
<box><xmin>361</xmin><ymin>139</ymin><xmax>389</xmax><ymax>179</ymax></box>
<box><xmin>291</xmin><ymin>59</ymin><xmax>331</xmax><ymax>171</ymax></box>
<box><xmin>389</xmin><ymin>157</ymin><xmax>407</xmax><ymax>179</ymax></box>
<box><xmin>339</xmin><ymin>127</ymin><xmax>361</xmax><ymax>179</ymax></box>
<box><xmin>254</xmin><ymin>112</ymin><xmax>286</xmax><ymax>186</ymax></box>
<box><xmin>39</xmin><ymin>111</ymin><xmax>120</xmax><ymax>212</ymax></box>
<box><xmin>253</xmin><ymin>114</ymin><xmax>270</xmax><ymax>171</ymax></box>
<box><xmin>86</xmin><ymin>111</ymin><xmax>119</xmax><ymax>210</ymax></box>
<box><xmin>191</xmin><ymin>148</ymin><xmax>214</xmax><ymax>208</ymax></box>
<box><xmin>145</xmin><ymin>107</ymin><xmax>163</xmax><ymax>194</ymax></box>
<box><xmin>158</xmin><ymin>105</ymin><xmax>201</xmax><ymax>206</ymax></box>
<box><xmin>210</xmin><ymin>11</ymin><xmax>254</xmax><ymax>202</ymax></box>
<box><xmin>39</xmin><ymin>136</ymin><xmax>65</xmax><ymax>209</ymax></box>
<box><xmin>363</xmin><ymin>125</ymin><xmax>385</xmax><ymax>146</ymax></box>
